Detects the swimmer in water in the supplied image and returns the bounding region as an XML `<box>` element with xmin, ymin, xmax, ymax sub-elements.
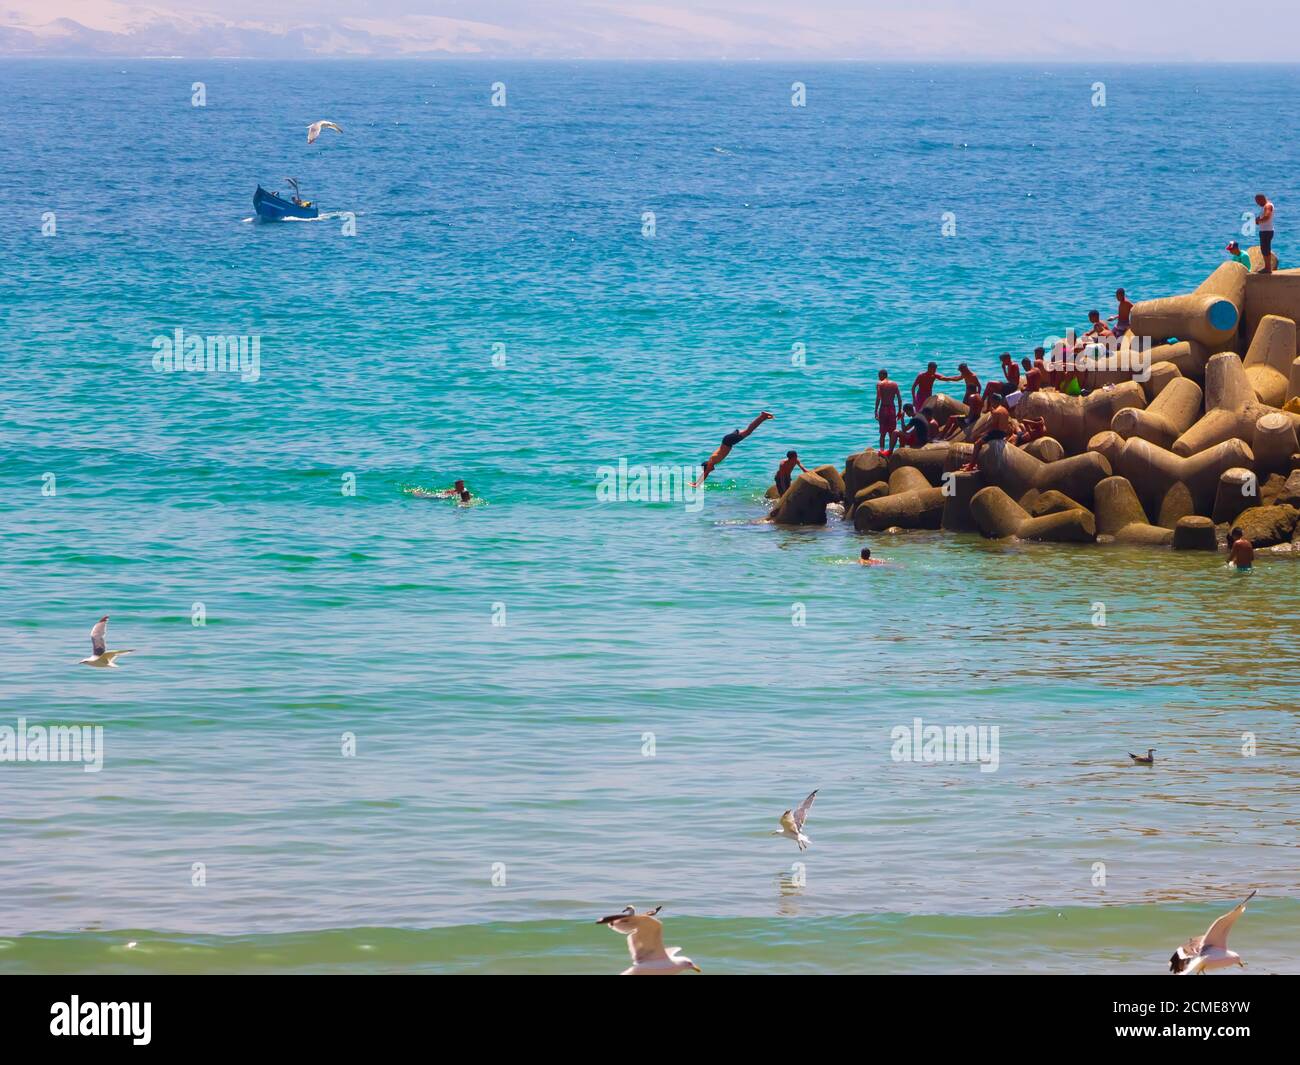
<box><xmin>858</xmin><ymin>547</ymin><xmax>884</xmax><ymax>567</ymax></box>
<box><xmin>458</xmin><ymin>489</ymin><xmax>474</xmax><ymax>506</ymax></box>
<box><xmin>691</xmin><ymin>411</ymin><xmax>773</xmax><ymax>486</ymax></box>
<box><xmin>407</xmin><ymin>478</ymin><xmax>467</xmax><ymax>500</ymax></box>
<box><xmin>1227</xmin><ymin>527</ymin><xmax>1254</xmax><ymax>570</ymax></box>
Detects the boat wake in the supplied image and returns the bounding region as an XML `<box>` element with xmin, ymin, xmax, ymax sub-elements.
<box><xmin>283</xmin><ymin>211</ymin><xmax>353</xmax><ymax>223</ymax></box>
<box><xmin>243</xmin><ymin>211</ymin><xmax>356</xmax><ymax>225</ymax></box>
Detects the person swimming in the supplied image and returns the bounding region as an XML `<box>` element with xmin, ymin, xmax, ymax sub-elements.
<box><xmin>858</xmin><ymin>547</ymin><xmax>884</xmax><ymax>567</ymax></box>
<box><xmin>691</xmin><ymin>411</ymin><xmax>773</xmax><ymax>486</ymax></box>
<box><xmin>407</xmin><ymin>477</ymin><xmax>468</xmax><ymax>500</ymax></box>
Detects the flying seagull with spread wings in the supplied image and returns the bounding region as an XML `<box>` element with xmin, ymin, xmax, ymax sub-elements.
<box><xmin>1169</xmin><ymin>890</ymin><xmax>1256</xmax><ymax>974</ymax></box>
<box><xmin>596</xmin><ymin>906</ymin><xmax>701</xmax><ymax>975</ymax></box>
<box><xmin>773</xmin><ymin>788</ymin><xmax>818</xmax><ymax>851</ymax></box>
<box><xmin>307</xmin><ymin>120</ymin><xmax>343</xmax><ymax>145</ymax></box>
<box><xmin>79</xmin><ymin>615</ymin><xmax>134</xmax><ymax>668</ymax></box>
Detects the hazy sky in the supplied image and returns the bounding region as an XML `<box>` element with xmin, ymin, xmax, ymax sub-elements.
<box><xmin>2</xmin><ymin>0</ymin><xmax>1297</xmax><ymax>60</ymax></box>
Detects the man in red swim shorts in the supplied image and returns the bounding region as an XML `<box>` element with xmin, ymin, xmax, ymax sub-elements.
<box><xmin>875</xmin><ymin>369</ymin><xmax>902</xmax><ymax>452</ymax></box>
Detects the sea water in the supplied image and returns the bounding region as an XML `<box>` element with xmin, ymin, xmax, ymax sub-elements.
<box><xmin>0</xmin><ymin>59</ymin><xmax>1296</xmax><ymax>973</ymax></box>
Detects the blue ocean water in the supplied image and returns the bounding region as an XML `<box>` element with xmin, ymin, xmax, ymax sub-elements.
<box><xmin>0</xmin><ymin>60</ymin><xmax>1297</xmax><ymax>974</ymax></box>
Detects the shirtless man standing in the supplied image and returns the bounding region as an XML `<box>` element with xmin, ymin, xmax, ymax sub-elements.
<box><xmin>1228</xmin><ymin>527</ymin><xmax>1255</xmax><ymax>570</ymax></box>
<box><xmin>773</xmin><ymin>450</ymin><xmax>808</xmax><ymax>496</ymax></box>
<box><xmin>954</xmin><ymin>363</ymin><xmax>981</xmax><ymax>405</ymax></box>
<box><xmin>691</xmin><ymin>411</ymin><xmax>773</xmax><ymax>486</ymax></box>
<box><xmin>875</xmin><ymin>369</ymin><xmax>903</xmax><ymax>452</ymax></box>
<box><xmin>911</xmin><ymin>361</ymin><xmax>959</xmax><ymax>411</ymax></box>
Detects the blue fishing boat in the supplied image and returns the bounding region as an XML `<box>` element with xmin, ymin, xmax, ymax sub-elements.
<box><xmin>253</xmin><ymin>179</ymin><xmax>319</xmax><ymax>221</ymax></box>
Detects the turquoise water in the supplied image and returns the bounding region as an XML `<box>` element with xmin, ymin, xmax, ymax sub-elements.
<box><xmin>1</xmin><ymin>60</ymin><xmax>1297</xmax><ymax>974</ymax></box>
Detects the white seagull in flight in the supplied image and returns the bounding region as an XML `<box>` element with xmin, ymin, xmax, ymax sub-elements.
<box><xmin>1169</xmin><ymin>890</ymin><xmax>1256</xmax><ymax>974</ymax></box>
<box><xmin>596</xmin><ymin>906</ymin><xmax>701</xmax><ymax>975</ymax></box>
<box><xmin>773</xmin><ymin>788</ymin><xmax>818</xmax><ymax>851</ymax></box>
<box><xmin>79</xmin><ymin>616</ymin><xmax>134</xmax><ymax>668</ymax></box>
<box><xmin>306</xmin><ymin>120</ymin><xmax>343</xmax><ymax>144</ymax></box>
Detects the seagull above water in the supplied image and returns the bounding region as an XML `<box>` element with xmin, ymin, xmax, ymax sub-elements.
<box><xmin>307</xmin><ymin>120</ymin><xmax>343</xmax><ymax>145</ymax></box>
<box><xmin>1169</xmin><ymin>890</ymin><xmax>1256</xmax><ymax>974</ymax></box>
<box><xmin>596</xmin><ymin>906</ymin><xmax>701</xmax><ymax>975</ymax></box>
<box><xmin>79</xmin><ymin>616</ymin><xmax>134</xmax><ymax>668</ymax></box>
<box><xmin>1129</xmin><ymin>748</ymin><xmax>1155</xmax><ymax>765</ymax></box>
<box><xmin>773</xmin><ymin>788</ymin><xmax>818</xmax><ymax>851</ymax></box>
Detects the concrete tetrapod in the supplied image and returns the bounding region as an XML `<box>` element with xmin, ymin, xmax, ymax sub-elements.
<box><xmin>769</xmin><ymin>471</ymin><xmax>834</xmax><ymax>525</ymax></box>
<box><xmin>1253</xmin><ymin>411</ymin><xmax>1300</xmax><ymax>474</ymax></box>
<box><xmin>1087</xmin><ymin>430</ymin><xmax>1125</xmax><ymax>471</ymax></box>
<box><xmin>1141</xmin><ymin>360</ymin><xmax>1183</xmax><ymax>400</ymax></box>
<box><xmin>1093</xmin><ymin>476</ymin><xmax>1174</xmax><ymax>545</ymax></box>
<box><xmin>1130</xmin><ymin>260</ymin><xmax>1246</xmax><ymax>349</ymax></box>
<box><xmin>1016</xmin><ymin>381</ymin><xmax>1146</xmax><ymax>456</ymax></box>
<box><xmin>1142</xmin><ymin>341</ymin><xmax>1212</xmax><ymax>383</ymax></box>
<box><xmin>1110</xmin><ymin>376</ymin><xmax>1203</xmax><ymax>449</ymax></box>
<box><xmin>843</xmin><ymin>451</ymin><xmax>890</xmax><ymax>507</ymax></box>
<box><xmin>1172</xmin><ymin>352</ymin><xmax>1300</xmax><ymax>457</ymax></box>
<box><xmin>1022</xmin><ymin>437</ymin><xmax>1065</xmax><ymax>463</ymax></box>
<box><xmin>969</xmin><ymin>486</ymin><xmax>1095</xmax><ymax>542</ymax></box>
<box><xmin>1156</xmin><ymin>481</ymin><xmax>1196</xmax><ymax>528</ymax></box>
<box><xmin>1171</xmin><ymin>516</ymin><xmax>1218</xmax><ymax>550</ymax></box>
<box><xmin>1242</xmin><ymin>314</ymin><xmax>1296</xmax><ymax>407</ymax></box>
<box><xmin>1116</xmin><ymin>436</ymin><xmax>1255</xmax><ymax>517</ymax></box>
<box><xmin>940</xmin><ymin>469</ymin><xmax>983</xmax><ymax>532</ymax></box>
<box><xmin>976</xmin><ymin>438</ymin><xmax>1112</xmax><ymax>505</ymax></box>
<box><xmin>1242</xmin><ymin>267</ymin><xmax>1300</xmax><ymax>347</ymax></box>
<box><xmin>886</xmin><ymin>443</ymin><xmax>951</xmax><ymax>484</ymax></box>
<box><xmin>852</xmin><ymin>466</ymin><xmax>945</xmax><ymax>532</ymax></box>
<box><xmin>1212</xmin><ymin>468</ymin><xmax>1258</xmax><ymax>525</ymax></box>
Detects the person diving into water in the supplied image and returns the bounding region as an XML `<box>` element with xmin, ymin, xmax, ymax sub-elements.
<box><xmin>690</xmin><ymin>411</ymin><xmax>773</xmax><ymax>487</ymax></box>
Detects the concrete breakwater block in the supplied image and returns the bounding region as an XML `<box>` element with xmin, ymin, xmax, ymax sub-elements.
<box><xmin>769</xmin><ymin>471</ymin><xmax>833</xmax><ymax>525</ymax></box>
<box><xmin>1111</xmin><ymin>376</ymin><xmax>1202</xmax><ymax>449</ymax></box>
<box><xmin>977</xmin><ymin>438</ymin><xmax>1112</xmax><ymax>505</ymax></box>
<box><xmin>1017</xmin><ymin>381</ymin><xmax>1146</xmax><ymax>456</ymax></box>
<box><xmin>1243</xmin><ymin>314</ymin><xmax>1296</xmax><ymax>407</ymax></box>
<box><xmin>1022</xmin><ymin>436</ymin><xmax>1065</xmax><ymax>463</ymax></box>
<box><xmin>922</xmin><ymin>393</ymin><xmax>968</xmax><ymax>422</ymax></box>
<box><xmin>1093</xmin><ymin>475</ymin><xmax>1174</xmax><ymax>545</ymax></box>
<box><xmin>1243</xmin><ymin>266</ymin><xmax>1300</xmax><ymax>347</ymax></box>
<box><xmin>1116</xmin><ymin>436</ymin><xmax>1254</xmax><ymax>517</ymax></box>
<box><xmin>1131</xmin><ymin>260</ymin><xmax>1246</xmax><ymax>349</ymax></box>
<box><xmin>852</xmin><ymin>481</ymin><xmax>890</xmax><ymax>511</ymax></box>
<box><xmin>886</xmin><ymin>443</ymin><xmax>951</xmax><ymax>484</ymax></box>
<box><xmin>813</xmin><ymin>463</ymin><xmax>846</xmax><ymax>502</ymax></box>
<box><xmin>1087</xmin><ymin>430</ymin><xmax>1125</xmax><ymax>470</ymax></box>
<box><xmin>1173</xmin><ymin>352</ymin><xmax>1300</xmax><ymax>457</ymax></box>
<box><xmin>940</xmin><ymin>469</ymin><xmax>983</xmax><ymax>532</ymax></box>
<box><xmin>1142</xmin><ymin>360</ymin><xmax>1183</xmax><ymax>400</ymax></box>
<box><xmin>1171</xmin><ymin>515</ymin><xmax>1218</xmax><ymax>550</ymax></box>
<box><xmin>969</xmin><ymin>486</ymin><xmax>1095</xmax><ymax>542</ymax></box>
<box><xmin>1212</xmin><ymin>467</ymin><xmax>1258</xmax><ymax>524</ymax></box>
<box><xmin>1157</xmin><ymin>481</ymin><xmax>1195</xmax><ymax>528</ymax></box>
<box><xmin>1253</xmin><ymin>411</ymin><xmax>1300</xmax><ymax>474</ymax></box>
<box><xmin>843</xmin><ymin>450</ymin><xmax>889</xmax><ymax>507</ymax></box>
<box><xmin>852</xmin><ymin>482</ymin><xmax>945</xmax><ymax>531</ymax></box>
<box><xmin>1146</xmin><ymin>341</ymin><xmax>1212</xmax><ymax>383</ymax></box>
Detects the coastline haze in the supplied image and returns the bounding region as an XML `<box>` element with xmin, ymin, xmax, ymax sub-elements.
<box><xmin>1</xmin><ymin>0</ymin><xmax>1297</xmax><ymax>60</ymax></box>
